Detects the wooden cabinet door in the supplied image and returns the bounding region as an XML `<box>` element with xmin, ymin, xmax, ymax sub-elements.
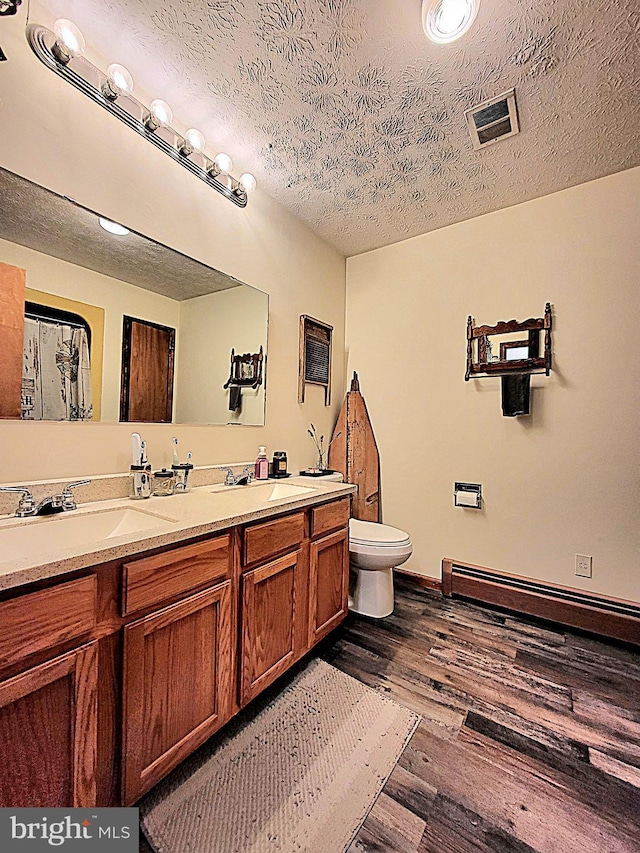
<box><xmin>122</xmin><ymin>582</ymin><xmax>233</xmax><ymax>804</ymax></box>
<box><xmin>240</xmin><ymin>551</ymin><xmax>300</xmax><ymax>706</ymax></box>
<box><xmin>308</xmin><ymin>529</ymin><xmax>349</xmax><ymax>648</ymax></box>
<box><xmin>0</xmin><ymin>641</ymin><xmax>98</xmax><ymax>807</ymax></box>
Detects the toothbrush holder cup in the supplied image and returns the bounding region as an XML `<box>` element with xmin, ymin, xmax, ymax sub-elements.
<box><xmin>172</xmin><ymin>462</ymin><xmax>194</xmax><ymax>493</ymax></box>
<box><xmin>130</xmin><ymin>464</ymin><xmax>152</xmax><ymax>499</ymax></box>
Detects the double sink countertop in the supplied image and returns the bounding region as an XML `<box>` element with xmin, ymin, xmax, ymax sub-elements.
<box><xmin>0</xmin><ymin>477</ymin><xmax>356</xmax><ymax>592</ymax></box>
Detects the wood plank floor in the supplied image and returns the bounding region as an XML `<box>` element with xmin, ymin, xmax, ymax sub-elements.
<box><xmin>325</xmin><ymin>579</ymin><xmax>640</xmax><ymax>853</ymax></box>
<box><xmin>139</xmin><ymin>579</ymin><xmax>640</xmax><ymax>852</ymax></box>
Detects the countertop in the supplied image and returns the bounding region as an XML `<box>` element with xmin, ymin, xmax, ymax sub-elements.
<box><xmin>0</xmin><ymin>477</ymin><xmax>356</xmax><ymax>592</ymax></box>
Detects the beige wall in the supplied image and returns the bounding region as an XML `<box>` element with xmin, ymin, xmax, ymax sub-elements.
<box><xmin>176</xmin><ymin>286</ymin><xmax>268</xmax><ymax>425</ymax></box>
<box><xmin>0</xmin><ymin>10</ymin><xmax>346</xmax><ymax>479</ymax></box>
<box><xmin>346</xmin><ymin>167</ymin><xmax>640</xmax><ymax>602</ymax></box>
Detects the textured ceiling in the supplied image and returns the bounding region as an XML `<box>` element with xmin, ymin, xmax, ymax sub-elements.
<box><xmin>37</xmin><ymin>0</ymin><xmax>640</xmax><ymax>255</ymax></box>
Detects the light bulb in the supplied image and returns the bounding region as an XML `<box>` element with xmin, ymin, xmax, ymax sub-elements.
<box><xmin>422</xmin><ymin>0</ymin><xmax>479</xmax><ymax>44</ymax></box>
<box><xmin>108</xmin><ymin>64</ymin><xmax>134</xmax><ymax>94</ymax></box>
<box><xmin>144</xmin><ymin>99</ymin><xmax>173</xmax><ymax>131</ymax></box>
<box><xmin>179</xmin><ymin>128</ymin><xmax>206</xmax><ymax>156</ymax></box>
<box><xmin>102</xmin><ymin>63</ymin><xmax>134</xmax><ymax>101</ymax></box>
<box><xmin>52</xmin><ymin>18</ymin><xmax>85</xmax><ymax>63</ymax></box>
<box><xmin>185</xmin><ymin>129</ymin><xmax>206</xmax><ymax>152</ymax></box>
<box><xmin>214</xmin><ymin>152</ymin><xmax>233</xmax><ymax>175</ymax></box>
<box><xmin>99</xmin><ymin>217</ymin><xmax>129</xmax><ymax>236</ymax></box>
<box><xmin>150</xmin><ymin>99</ymin><xmax>173</xmax><ymax>126</ymax></box>
<box><xmin>239</xmin><ymin>173</ymin><xmax>257</xmax><ymax>193</ymax></box>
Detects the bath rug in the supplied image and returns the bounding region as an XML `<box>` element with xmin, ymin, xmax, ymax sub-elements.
<box><xmin>140</xmin><ymin>658</ymin><xmax>420</xmax><ymax>853</ymax></box>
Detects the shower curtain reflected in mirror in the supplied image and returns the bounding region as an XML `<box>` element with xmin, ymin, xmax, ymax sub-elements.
<box><xmin>22</xmin><ymin>317</ymin><xmax>93</xmax><ymax>420</ymax></box>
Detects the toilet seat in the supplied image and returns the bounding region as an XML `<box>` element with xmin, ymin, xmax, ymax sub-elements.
<box><xmin>349</xmin><ymin>518</ymin><xmax>411</xmax><ymax>548</ymax></box>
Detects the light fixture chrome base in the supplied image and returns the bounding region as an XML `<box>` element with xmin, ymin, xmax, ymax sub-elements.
<box><xmin>26</xmin><ymin>24</ymin><xmax>249</xmax><ymax>208</ymax></box>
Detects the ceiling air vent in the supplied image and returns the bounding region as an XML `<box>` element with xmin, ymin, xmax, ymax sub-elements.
<box><xmin>465</xmin><ymin>89</ymin><xmax>519</xmax><ymax>150</ymax></box>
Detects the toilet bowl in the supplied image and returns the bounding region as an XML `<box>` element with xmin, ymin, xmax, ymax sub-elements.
<box><xmin>349</xmin><ymin>518</ymin><xmax>412</xmax><ymax>618</ymax></box>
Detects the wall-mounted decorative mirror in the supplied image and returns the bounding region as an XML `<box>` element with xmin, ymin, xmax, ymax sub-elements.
<box><xmin>0</xmin><ymin>167</ymin><xmax>268</xmax><ymax>425</ymax></box>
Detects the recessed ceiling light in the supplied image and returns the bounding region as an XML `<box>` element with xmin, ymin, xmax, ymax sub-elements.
<box><xmin>422</xmin><ymin>0</ymin><xmax>479</xmax><ymax>44</ymax></box>
<box><xmin>99</xmin><ymin>217</ymin><xmax>129</xmax><ymax>236</ymax></box>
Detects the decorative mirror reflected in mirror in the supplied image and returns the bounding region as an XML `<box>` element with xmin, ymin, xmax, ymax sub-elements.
<box><xmin>0</xmin><ymin>167</ymin><xmax>268</xmax><ymax>425</ymax></box>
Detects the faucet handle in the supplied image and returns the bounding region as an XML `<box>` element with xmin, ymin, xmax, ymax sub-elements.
<box><xmin>61</xmin><ymin>479</ymin><xmax>91</xmax><ymax>510</ymax></box>
<box><xmin>62</xmin><ymin>479</ymin><xmax>91</xmax><ymax>493</ymax></box>
<box><xmin>0</xmin><ymin>486</ymin><xmax>36</xmax><ymax>517</ymax></box>
<box><xmin>221</xmin><ymin>467</ymin><xmax>235</xmax><ymax>486</ymax></box>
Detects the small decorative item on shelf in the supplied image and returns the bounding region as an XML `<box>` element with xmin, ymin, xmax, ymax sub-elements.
<box><xmin>300</xmin><ymin>423</ymin><xmax>341</xmax><ymax>477</ymax></box>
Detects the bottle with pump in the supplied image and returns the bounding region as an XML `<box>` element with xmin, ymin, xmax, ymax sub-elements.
<box><xmin>255</xmin><ymin>446</ymin><xmax>269</xmax><ymax>480</ymax></box>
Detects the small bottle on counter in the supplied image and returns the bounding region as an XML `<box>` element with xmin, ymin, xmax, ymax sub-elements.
<box><xmin>271</xmin><ymin>450</ymin><xmax>288</xmax><ymax>478</ymax></box>
<box><xmin>255</xmin><ymin>446</ymin><xmax>269</xmax><ymax>480</ymax></box>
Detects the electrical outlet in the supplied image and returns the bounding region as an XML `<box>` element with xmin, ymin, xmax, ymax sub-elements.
<box><xmin>575</xmin><ymin>554</ymin><xmax>592</xmax><ymax>578</ymax></box>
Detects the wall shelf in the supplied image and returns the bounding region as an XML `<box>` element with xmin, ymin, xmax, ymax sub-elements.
<box><xmin>465</xmin><ymin>303</ymin><xmax>552</xmax><ymax>381</ymax></box>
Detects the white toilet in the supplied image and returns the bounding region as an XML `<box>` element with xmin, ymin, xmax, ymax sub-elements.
<box><xmin>320</xmin><ymin>472</ymin><xmax>411</xmax><ymax>618</ymax></box>
<box><xmin>348</xmin><ymin>518</ymin><xmax>412</xmax><ymax>618</ymax></box>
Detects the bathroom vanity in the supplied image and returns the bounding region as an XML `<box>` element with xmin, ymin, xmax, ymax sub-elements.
<box><xmin>0</xmin><ymin>479</ymin><xmax>354</xmax><ymax>808</ymax></box>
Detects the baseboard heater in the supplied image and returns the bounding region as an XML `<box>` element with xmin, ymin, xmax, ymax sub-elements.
<box><xmin>442</xmin><ymin>558</ymin><xmax>640</xmax><ymax>646</ymax></box>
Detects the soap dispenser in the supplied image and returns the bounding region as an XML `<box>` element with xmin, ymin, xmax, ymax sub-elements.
<box><xmin>255</xmin><ymin>446</ymin><xmax>269</xmax><ymax>480</ymax></box>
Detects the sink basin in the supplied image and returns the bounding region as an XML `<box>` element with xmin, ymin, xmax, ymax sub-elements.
<box><xmin>0</xmin><ymin>507</ymin><xmax>177</xmax><ymax>563</ymax></box>
<box><xmin>266</xmin><ymin>482</ymin><xmax>316</xmax><ymax>501</ymax></box>
<box><xmin>214</xmin><ymin>482</ymin><xmax>316</xmax><ymax>502</ymax></box>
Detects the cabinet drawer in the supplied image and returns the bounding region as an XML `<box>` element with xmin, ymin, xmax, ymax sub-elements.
<box><xmin>122</xmin><ymin>534</ymin><xmax>231</xmax><ymax>616</ymax></box>
<box><xmin>310</xmin><ymin>498</ymin><xmax>350</xmax><ymax>539</ymax></box>
<box><xmin>0</xmin><ymin>575</ymin><xmax>96</xmax><ymax>670</ymax></box>
<box><xmin>243</xmin><ymin>512</ymin><xmax>305</xmax><ymax>567</ymax></box>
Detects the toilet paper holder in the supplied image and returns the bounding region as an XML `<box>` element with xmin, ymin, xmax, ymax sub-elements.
<box><xmin>454</xmin><ymin>482</ymin><xmax>482</xmax><ymax>509</ymax></box>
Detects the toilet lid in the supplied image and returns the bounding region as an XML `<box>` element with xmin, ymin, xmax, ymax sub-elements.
<box><xmin>349</xmin><ymin>518</ymin><xmax>411</xmax><ymax>547</ymax></box>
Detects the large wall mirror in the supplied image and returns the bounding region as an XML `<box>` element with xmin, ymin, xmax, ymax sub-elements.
<box><xmin>0</xmin><ymin>167</ymin><xmax>268</xmax><ymax>425</ymax></box>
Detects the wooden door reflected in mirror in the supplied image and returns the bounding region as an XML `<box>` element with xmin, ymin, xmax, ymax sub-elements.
<box><xmin>120</xmin><ymin>316</ymin><xmax>176</xmax><ymax>423</ymax></box>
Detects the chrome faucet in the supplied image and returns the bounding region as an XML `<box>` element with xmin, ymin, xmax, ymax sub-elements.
<box><xmin>0</xmin><ymin>480</ymin><xmax>91</xmax><ymax>517</ymax></box>
<box><xmin>221</xmin><ymin>465</ymin><xmax>255</xmax><ymax>486</ymax></box>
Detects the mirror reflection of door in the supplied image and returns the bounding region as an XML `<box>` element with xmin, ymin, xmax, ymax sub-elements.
<box><xmin>120</xmin><ymin>316</ymin><xmax>175</xmax><ymax>423</ymax></box>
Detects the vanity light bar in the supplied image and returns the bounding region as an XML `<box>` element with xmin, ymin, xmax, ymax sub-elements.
<box><xmin>26</xmin><ymin>23</ymin><xmax>255</xmax><ymax>208</ymax></box>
